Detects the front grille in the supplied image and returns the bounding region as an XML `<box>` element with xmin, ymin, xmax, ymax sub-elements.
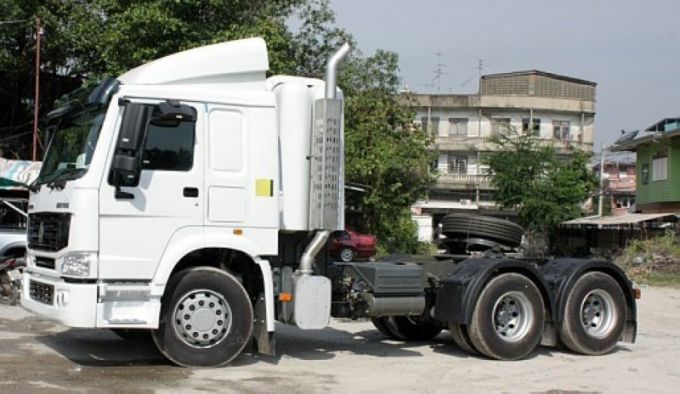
<box><xmin>34</xmin><ymin>257</ymin><xmax>56</xmax><ymax>270</ymax></box>
<box><xmin>28</xmin><ymin>213</ymin><xmax>70</xmax><ymax>252</ymax></box>
<box><xmin>29</xmin><ymin>280</ymin><xmax>54</xmax><ymax>305</ymax></box>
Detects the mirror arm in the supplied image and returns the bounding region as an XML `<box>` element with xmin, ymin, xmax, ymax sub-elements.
<box><xmin>114</xmin><ymin>185</ymin><xmax>134</xmax><ymax>200</ymax></box>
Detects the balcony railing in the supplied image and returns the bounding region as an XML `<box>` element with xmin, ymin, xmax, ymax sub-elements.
<box><xmin>433</xmin><ymin>136</ymin><xmax>593</xmax><ymax>153</ymax></box>
<box><xmin>437</xmin><ymin>173</ymin><xmax>492</xmax><ymax>187</ymax></box>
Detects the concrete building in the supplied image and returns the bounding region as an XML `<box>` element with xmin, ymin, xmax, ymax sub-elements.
<box><xmin>405</xmin><ymin>70</ymin><xmax>596</xmax><ymax>239</ymax></box>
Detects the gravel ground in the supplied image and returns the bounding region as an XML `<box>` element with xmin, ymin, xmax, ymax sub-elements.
<box><xmin>0</xmin><ymin>286</ymin><xmax>679</xmax><ymax>393</ymax></box>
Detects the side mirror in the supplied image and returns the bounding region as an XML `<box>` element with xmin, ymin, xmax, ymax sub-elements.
<box><xmin>111</xmin><ymin>103</ymin><xmax>153</xmax><ymax>194</ymax></box>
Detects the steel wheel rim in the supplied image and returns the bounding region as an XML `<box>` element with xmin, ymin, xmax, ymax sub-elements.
<box><xmin>173</xmin><ymin>289</ymin><xmax>232</xmax><ymax>349</ymax></box>
<box><xmin>492</xmin><ymin>291</ymin><xmax>533</xmax><ymax>342</ymax></box>
<box><xmin>340</xmin><ymin>248</ymin><xmax>354</xmax><ymax>262</ymax></box>
<box><xmin>580</xmin><ymin>289</ymin><xmax>616</xmax><ymax>339</ymax></box>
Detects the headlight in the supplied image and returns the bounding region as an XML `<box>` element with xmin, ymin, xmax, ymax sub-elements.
<box><xmin>61</xmin><ymin>253</ymin><xmax>93</xmax><ymax>277</ymax></box>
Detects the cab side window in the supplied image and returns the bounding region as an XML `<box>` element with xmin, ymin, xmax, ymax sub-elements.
<box><xmin>142</xmin><ymin>119</ymin><xmax>195</xmax><ymax>171</ymax></box>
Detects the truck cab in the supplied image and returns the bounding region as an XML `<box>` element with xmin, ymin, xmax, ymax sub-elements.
<box><xmin>22</xmin><ymin>38</ymin><xmax>348</xmax><ymax>366</ymax></box>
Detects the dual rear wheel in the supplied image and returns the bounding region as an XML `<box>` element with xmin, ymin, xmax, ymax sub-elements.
<box><xmin>446</xmin><ymin>272</ymin><xmax>626</xmax><ymax>360</ymax></box>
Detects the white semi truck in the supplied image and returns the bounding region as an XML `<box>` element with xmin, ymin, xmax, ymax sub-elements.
<box><xmin>22</xmin><ymin>38</ymin><xmax>637</xmax><ymax>367</ymax></box>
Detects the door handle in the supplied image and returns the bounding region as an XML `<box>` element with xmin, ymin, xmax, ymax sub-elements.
<box><xmin>183</xmin><ymin>187</ymin><xmax>199</xmax><ymax>198</ymax></box>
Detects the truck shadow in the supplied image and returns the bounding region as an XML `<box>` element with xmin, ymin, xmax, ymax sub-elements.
<box><xmin>239</xmin><ymin>323</ymin><xmax>472</xmax><ymax>366</ymax></box>
<box><xmin>36</xmin><ymin>324</ymin><xmax>437</xmax><ymax>368</ymax></box>
<box><xmin>36</xmin><ymin>322</ymin><xmax>631</xmax><ymax>368</ymax></box>
<box><xmin>36</xmin><ymin>328</ymin><xmax>171</xmax><ymax>367</ymax></box>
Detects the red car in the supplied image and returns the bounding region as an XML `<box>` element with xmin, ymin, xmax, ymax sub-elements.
<box><xmin>329</xmin><ymin>229</ymin><xmax>377</xmax><ymax>262</ymax></box>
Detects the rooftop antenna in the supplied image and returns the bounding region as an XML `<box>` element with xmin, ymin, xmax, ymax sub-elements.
<box><xmin>476</xmin><ymin>59</ymin><xmax>488</xmax><ymax>93</ymax></box>
<box><xmin>432</xmin><ymin>52</ymin><xmax>447</xmax><ymax>93</ymax></box>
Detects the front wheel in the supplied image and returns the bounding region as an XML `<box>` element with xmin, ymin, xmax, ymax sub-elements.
<box><xmin>152</xmin><ymin>267</ymin><xmax>254</xmax><ymax>367</ymax></box>
<box><xmin>559</xmin><ymin>272</ymin><xmax>626</xmax><ymax>355</ymax></box>
<box><xmin>468</xmin><ymin>273</ymin><xmax>545</xmax><ymax>360</ymax></box>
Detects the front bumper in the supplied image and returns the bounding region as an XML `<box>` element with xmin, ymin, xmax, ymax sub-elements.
<box><xmin>21</xmin><ymin>270</ymin><xmax>162</xmax><ymax>329</ymax></box>
<box><xmin>21</xmin><ymin>271</ymin><xmax>98</xmax><ymax>327</ymax></box>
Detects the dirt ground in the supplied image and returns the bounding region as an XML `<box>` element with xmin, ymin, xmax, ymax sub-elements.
<box><xmin>1</xmin><ymin>286</ymin><xmax>679</xmax><ymax>393</ymax></box>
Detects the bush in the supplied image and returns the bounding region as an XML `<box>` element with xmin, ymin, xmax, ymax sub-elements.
<box><xmin>615</xmin><ymin>230</ymin><xmax>680</xmax><ymax>285</ymax></box>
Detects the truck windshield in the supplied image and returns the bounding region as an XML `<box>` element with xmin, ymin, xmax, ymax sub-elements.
<box><xmin>34</xmin><ymin>78</ymin><xmax>119</xmax><ymax>186</ymax></box>
<box><xmin>35</xmin><ymin>108</ymin><xmax>106</xmax><ymax>185</ymax></box>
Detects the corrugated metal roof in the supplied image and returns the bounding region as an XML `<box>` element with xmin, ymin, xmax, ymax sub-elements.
<box><xmin>562</xmin><ymin>213</ymin><xmax>677</xmax><ymax>226</ymax></box>
<box><xmin>481</xmin><ymin>70</ymin><xmax>596</xmax><ymax>86</ymax></box>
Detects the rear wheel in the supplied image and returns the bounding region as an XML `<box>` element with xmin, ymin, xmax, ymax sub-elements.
<box><xmin>385</xmin><ymin>316</ymin><xmax>442</xmax><ymax>341</ymax></box>
<box><xmin>559</xmin><ymin>272</ymin><xmax>626</xmax><ymax>355</ymax></box>
<box><xmin>152</xmin><ymin>267</ymin><xmax>253</xmax><ymax>367</ymax></box>
<box><xmin>468</xmin><ymin>273</ymin><xmax>545</xmax><ymax>360</ymax></box>
<box><xmin>371</xmin><ymin>317</ymin><xmax>400</xmax><ymax>340</ymax></box>
<box><xmin>448</xmin><ymin>322</ymin><xmax>478</xmax><ymax>355</ymax></box>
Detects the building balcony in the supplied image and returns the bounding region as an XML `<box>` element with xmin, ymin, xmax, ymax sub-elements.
<box><xmin>433</xmin><ymin>136</ymin><xmax>593</xmax><ymax>154</ymax></box>
<box><xmin>436</xmin><ymin>173</ymin><xmax>492</xmax><ymax>189</ymax></box>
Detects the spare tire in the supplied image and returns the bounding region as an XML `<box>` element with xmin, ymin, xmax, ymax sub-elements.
<box><xmin>440</xmin><ymin>213</ymin><xmax>524</xmax><ymax>248</ymax></box>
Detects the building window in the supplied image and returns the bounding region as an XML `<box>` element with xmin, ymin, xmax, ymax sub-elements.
<box><xmin>430</xmin><ymin>116</ymin><xmax>440</xmax><ymax>136</ymax></box>
<box><xmin>448</xmin><ymin>118</ymin><xmax>468</xmax><ymax>136</ymax></box>
<box><xmin>641</xmin><ymin>163</ymin><xmax>649</xmax><ymax>185</ymax></box>
<box><xmin>448</xmin><ymin>154</ymin><xmax>467</xmax><ymax>174</ymax></box>
<box><xmin>491</xmin><ymin>118</ymin><xmax>511</xmax><ymax>135</ymax></box>
<box><xmin>420</xmin><ymin>117</ymin><xmax>428</xmax><ymax>133</ymax></box>
<box><xmin>522</xmin><ymin>118</ymin><xmax>541</xmax><ymax>136</ymax></box>
<box><xmin>652</xmin><ymin>149</ymin><xmax>668</xmax><ymax>181</ymax></box>
<box><xmin>553</xmin><ymin>120</ymin><xmax>571</xmax><ymax>140</ymax></box>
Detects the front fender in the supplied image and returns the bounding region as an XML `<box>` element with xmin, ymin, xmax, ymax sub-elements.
<box><xmin>152</xmin><ymin>227</ymin><xmax>262</xmax><ymax>286</ymax></box>
<box><xmin>151</xmin><ymin>226</ymin><xmax>275</xmax><ymax>332</ymax></box>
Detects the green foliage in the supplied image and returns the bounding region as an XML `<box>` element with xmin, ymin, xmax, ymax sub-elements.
<box><xmin>0</xmin><ymin>0</ymin><xmax>433</xmax><ymax>253</ymax></box>
<box><xmin>340</xmin><ymin>53</ymin><xmax>435</xmax><ymax>253</ymax></box>
<box><xmin>485</xmin><ymin>129</ymin><xmax>597</xmax><ymax>233</ymax></box>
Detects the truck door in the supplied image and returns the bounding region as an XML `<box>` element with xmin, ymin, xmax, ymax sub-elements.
<box><xmin>98</xmin><ymin>100</ymin><xmax>204</xmax><ymax>279</ymax></box>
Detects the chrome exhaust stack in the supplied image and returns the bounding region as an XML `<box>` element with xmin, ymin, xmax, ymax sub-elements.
<box><xmin>325</xmin><ymin>43</ymin><xmax>351</xmax><ymax>99</ymax></box>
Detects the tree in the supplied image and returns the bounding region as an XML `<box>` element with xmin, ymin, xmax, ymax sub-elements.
<box><xmin>485</xmin><ymin>129</ymin><xmax>596</xmax><ymax>234</ymax></box>
<box><xmin>340</xmin><ymin>53</ymin><xmax>435</xmax><ymax>253</ymax></box>
<box><xmin>0</xmin><ymin>0</ymin><xmax>434</xmax><ymax>253</ymax></box>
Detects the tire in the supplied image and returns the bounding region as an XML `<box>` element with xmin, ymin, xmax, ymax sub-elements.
<box><xmin>339</xmin><ymin>248</ymin><xmax>355</xmax><ymax>262</ymax></box>
<box><xmin>384</xmin><ymin>316</ymin><xmax>442</xmax><ymax>341</ymax></box>
<box><xmin>152</xmin><ymin>267</ymin><xmax>254</xmax><ymax>367</ymax></box>
<box><xmin>112</xmin><ymin>329</ymin><xmax>152</xmax><ymax>342</ymax></box>
<box><xmin>559</xmin><ymin>272</ymin><xmax>626</xmax><ymax>355</ymax></box>
<box><xmin>371</xmin><ymin>317</ymin><xmax>400</xmax><ymax>340</ymax></box>
<box><xmin>448</xmin><ymin>322</ymin><xmax>478</xmax><ymax>355</ymax></box>
<box><xmin>440</xmin><ymin>214</ymin><xmax>524</xmax><ymax>248</ymax></box>
<box><xmin>468</xmin><ymin>273</ymin><xmax>545</xmax><ymax>360</ymax></box>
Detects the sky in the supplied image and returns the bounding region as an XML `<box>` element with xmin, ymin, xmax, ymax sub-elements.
<box><xmin>330</xmin><ymin>0</ymin><xmax>680</xmax><ymax>149</ymax></box>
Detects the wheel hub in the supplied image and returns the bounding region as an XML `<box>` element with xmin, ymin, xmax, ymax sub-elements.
<box><xmin>492</xmin><ymin>291</ymin><xmax>533</xmax><ymax>343</ymax></box>
<box><xmin>580</xmin><ymin>289</ymin><xmax>615</xmax><ymax>338</ymax></box>
<box><xmin>173</xmin><ymin>290</ymin><xmax>232</xmax><ymax>348</ymax></box>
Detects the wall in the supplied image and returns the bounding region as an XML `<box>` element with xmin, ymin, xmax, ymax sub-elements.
<box><xmin>636</xmin><ymin>142</ymin><xmax>680</xmax><ymax>209</ymax></box>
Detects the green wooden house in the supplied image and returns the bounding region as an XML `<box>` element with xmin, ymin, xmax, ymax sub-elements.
<box><xmin>614</xmin><ymin>118</ymin><xmax>680</xmax><ymax>213</ymax></box>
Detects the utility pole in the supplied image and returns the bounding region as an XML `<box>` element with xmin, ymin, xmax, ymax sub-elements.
<box><xmin>32</xmin><ymin>17</ymin><xmax>41</xmax><ymax>161</ymax></box>
<box><xmin>598</xmin><ymin>142</ymin><xmax>606</xmax><ymax>216</ymax></box>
